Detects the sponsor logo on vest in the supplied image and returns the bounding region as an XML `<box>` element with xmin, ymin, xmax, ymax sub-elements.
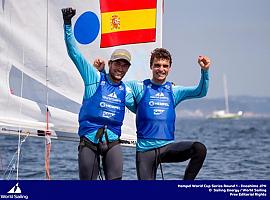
<box><xmin>149</xmin><ymin>101</ymin><xmax>169</xmax><ymax>107</ymax></box>
<box><xmin>100</xmin><ymin>81</ymin><xmax>106</xmax><ymax>86</ymax></box>
<box><xmin>150</xmin><ymin>92</ymin><xmax>169</xmax><ymax>100</ymax></box>
<box><xmin>153</xmin><ymin>109</ymin><xmax>165</xmax><ymax>115</ymax></box>
<box><xmin>108</xmin><ymin>92</ymin><xmax>117</xmax><ymax>98</ymax></box>
<box><xmin>102</xmin><ymin>111</ymin><xmax>116</xmax><ymax>118</ymax></box>
<box><xmin>165</xmin><ymin>85</ymin><xmax>171</xmax><ymax>90</ymax></box>
<box><xmin>102</xmin><ymin>95</ymin><xmax>121</xmax><ymax>103</ymax></box>
<box><xmin>100</xmin><ymin>102</ymin><xmax>120</xmax><ymax>110</ymax></box>
<box><xmin>156</xmin><ymin>92</ymin><xmax>164</xmax><ymax>97</ymax></box>
<box><xmin>118</xmin><ymin>85</ymin><xmax>124</xmax><ymax>90</ymax></box>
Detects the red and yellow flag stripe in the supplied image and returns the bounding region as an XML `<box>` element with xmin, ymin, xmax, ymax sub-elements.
<box><xmin>100</xmin><ymin>0</ymin><xmax>157</xmax><ymax>48</ymax></box>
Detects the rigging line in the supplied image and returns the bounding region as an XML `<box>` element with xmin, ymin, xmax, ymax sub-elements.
<box><xmin>3</xmin><ymin>133</ymin><xmax>30</xmax><ymax>180</ymax></box>
<box><xmin>7</xmin><ymin>165</ymin><xmax>15</xmax><ymax>180</ymax></box>
<box><xmin>44</xmin><ymin>0</ymin><xmax>51</xmax><ymax>180</ymax></box>
<box><xmin>45</xmin><ymin>0</ymin><xmax>49</xmax><ymax>108</ymax></box>
<box><xmin>16</xmin><ymin>47</ymin><xmax>25</xmax><ymax>180</ymax></box>
<box><xmin>3</xmin><ymin>148</ymin><xmax>17</xmax><ymax>179</ymax></box>
<box><xmin>0</xmin><ymin>150</ymin><xmax>3</xmax><ymax>171</ymax></box>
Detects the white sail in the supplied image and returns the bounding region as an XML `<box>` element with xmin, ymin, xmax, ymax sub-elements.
<box><xmin>0</xmin><ymin>0</ymin><xmax>163</xmax><ymax>144</ymax></box>
<box><xmin>209</xmin><ymin>74</ymin><xmax>243</xmax><ymax>119</ymax></box>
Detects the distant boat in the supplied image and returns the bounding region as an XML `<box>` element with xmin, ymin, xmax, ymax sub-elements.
<box><xmin>209</xmin><ymin>74</ymin><xmax>243</xmax><ymax>119</ymax></box>
<box><xmin>210</xmin><ymin>110</ymin><xmax>243</xmax><ymax>119</ymax></box>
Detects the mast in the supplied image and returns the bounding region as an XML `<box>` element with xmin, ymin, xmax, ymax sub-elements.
<box><xmin>223</xmin><ymin>74</ymin><xmax>229</xmax><ymax>113</ymax></box>
<box><xmin>45</xmin><ymin>0</ymin><xmax>51</xmax><ymax>180</ymax></box>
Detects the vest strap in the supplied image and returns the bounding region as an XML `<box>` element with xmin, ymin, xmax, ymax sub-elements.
<box><xmin>79</xmin><ymin>135</ymin><xmax>120</xmax><ymax>156</ymax></box>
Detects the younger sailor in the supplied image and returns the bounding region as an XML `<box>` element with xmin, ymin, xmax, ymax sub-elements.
<box><xmin>131</xmin><ymin>48</ymin><xmax>210</xmax><ymax>180</ymax></box>
<box><xmin>62</xmin><ymin>7</ymin><xmax>134</xmax><ymax>180</ymax></box>
<box><xmin>94</xmin><ymin>48</ymin><xmax>211</xmax><ymax>180</ymax></box>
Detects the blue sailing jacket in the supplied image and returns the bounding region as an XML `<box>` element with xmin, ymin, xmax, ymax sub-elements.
<box><xmin>136</xmin><ymin>79</ymin><xmax>175</xmax><ymax>140</ymax></box>
<box><xmin>64</xmin><ymin>24</ymin><xmax>136</xmax><ymax>143</ymax></box>
<box><xmin>79</xmin><ymin>73</ymin><xmax>126</xmax><ymax>137</ymax></box>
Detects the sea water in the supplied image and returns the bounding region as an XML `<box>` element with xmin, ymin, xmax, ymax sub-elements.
<box><xmin>0</xmin><ymin>118</ymin><xmax>269</xmax><ymax>180</ymax></box>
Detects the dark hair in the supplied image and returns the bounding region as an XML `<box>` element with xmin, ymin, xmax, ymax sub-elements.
<box><xmin>150</xmin><ymin>48</ymin><xmax>172</xmax><ymax>67</ymax></box>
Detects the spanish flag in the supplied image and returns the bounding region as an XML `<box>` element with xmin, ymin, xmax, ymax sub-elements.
<box><xmin>100</xmin><ymin>0</ymin><xmax>157</xmax><ymax>48</ymax></box>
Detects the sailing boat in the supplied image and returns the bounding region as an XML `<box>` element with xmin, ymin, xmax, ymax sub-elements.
<box><xmin>209</xmin><ymin>74</ymin><xmax>243</xmax><ymax>119</ymax></box>
<box><xmin>0</xmin><ymin>0</ymin><xmax>163</xmax><ymax>179</ymax></box>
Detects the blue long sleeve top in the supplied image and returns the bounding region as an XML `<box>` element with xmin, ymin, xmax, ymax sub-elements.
<box><xmin>64</xmin><ymin>24</ymin><xmax>135</xmax><ymax>143</ymax></box>
<box><xmin>125</xmin><ymin>70</ymin><xmax>209</xmax><ymax>151</ymax></box>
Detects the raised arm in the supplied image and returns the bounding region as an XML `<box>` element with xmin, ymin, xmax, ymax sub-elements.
<box><xmin>62</xmin><ymin>8</ymin><xmax>99</xmax><ymax>85</ymax></box>
<box><xmin>173</xmin><ymin>55</ymin><xmax>211</xmax><ymax>106</ymax></box>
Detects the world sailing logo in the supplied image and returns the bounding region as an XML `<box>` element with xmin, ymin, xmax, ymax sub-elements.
<box><xmin>7</xmin><ymin>183</ymin><xmax>21</xmax><ymax>194</ymax></box>
<box><xmin>0</xmin><ymin>183</ymin><xmax>29</xmax><ymax>199</ymax></box>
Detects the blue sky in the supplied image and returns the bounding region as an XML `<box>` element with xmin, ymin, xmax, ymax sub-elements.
<box><xmin>163</xmin><ymin>0</ymin><xmax>270</xmax><ymax>98</ymax></box>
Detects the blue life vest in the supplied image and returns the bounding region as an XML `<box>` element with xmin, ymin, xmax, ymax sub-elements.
<box><xmin>78</xmin><ymin>73</ymin><xmax>126</xmax><ymax>137</ymax></box>
<box><xmin>136</xmin><ymin>79</ymin><xmax>175</xmax><ymax>140</ymax></box>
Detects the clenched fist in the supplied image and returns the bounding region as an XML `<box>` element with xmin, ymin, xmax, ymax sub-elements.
<box><xmin>198</xmin><ymin>55</ymin><xmax>211</xmax><ymax>70</ymax></box>
<box><xmin>61</xmin><ymin>7</ymin><xmax>76</xmax><ymax>25</ymax></box>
